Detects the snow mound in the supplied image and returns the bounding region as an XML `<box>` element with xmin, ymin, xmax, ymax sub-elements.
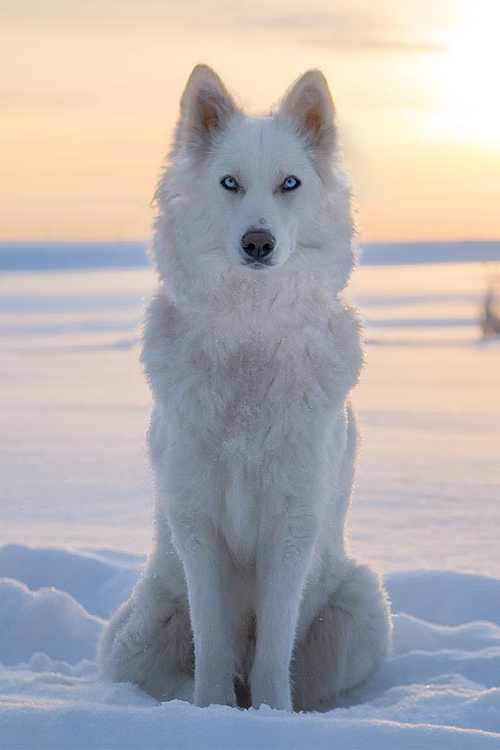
<box><xmin>0</xmin><ymin>578</ymin><xmax>102</xmax><ymax>664</ymax></box>
<box><xmin>386</xmin><ymin>570</ymin><xmax>500</xmax><ymax>626</ymax></box>
<box><xmin>0</xmin><ymin>545</ymin><xmax>142</xmax><ymax>619</ymax></box>
<box><xmin>0</xmin><ymin>544</ymin><xmax>499</xmax><ymax>748</ymax></box>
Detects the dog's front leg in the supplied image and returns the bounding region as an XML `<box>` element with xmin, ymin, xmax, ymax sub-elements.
<box><xmin>251</xmin><ymin>503</ymin><xmax>318</xmax><ymax>711</ymax></box>
<box><xmin>169</xmin><ymin>511</ymin><xmax>235</xmax><ymax>708</ymax></box>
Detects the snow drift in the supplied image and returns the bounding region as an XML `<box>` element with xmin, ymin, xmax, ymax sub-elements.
<box><xmin>0</xmin><ymin>545</ymin><xmax>499</xmax><ymax>749</ymax></box>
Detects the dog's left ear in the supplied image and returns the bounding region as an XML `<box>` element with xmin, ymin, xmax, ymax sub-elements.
<box><xmin>175</xmin><ymin>64</ymin><xmax>240</xmax><ymax>150</ymax></box>
<box><xmin>277</xmin><ymin>70</ymin><xmax>336</xmax><ymax>157</ymax></box>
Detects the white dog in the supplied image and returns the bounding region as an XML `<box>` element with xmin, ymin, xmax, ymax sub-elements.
<box><xmin>98</xmin><ymin>65</ymin><xmax>390</xmax><ymax>712</ymax></box>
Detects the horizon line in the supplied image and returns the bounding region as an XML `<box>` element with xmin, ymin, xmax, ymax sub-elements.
<box><xmin>1</xmin><ymin>238</ymin><xmax>499</xmax><ymax>246</ymax></box>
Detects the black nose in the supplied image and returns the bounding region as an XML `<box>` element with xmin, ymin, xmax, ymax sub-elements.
<box><xmin>241</xmin><ymin>229</ymin><xmax>275</xmax><ymax>260</ymax></box>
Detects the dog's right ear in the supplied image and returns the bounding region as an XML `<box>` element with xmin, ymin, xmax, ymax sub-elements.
<box><xmin>174</xmin><ymin>65</ymin><xmax>240</xmax><ymax>151</ymax></box>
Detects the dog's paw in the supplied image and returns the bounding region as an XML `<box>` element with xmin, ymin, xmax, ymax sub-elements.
<box><xmin>194</xmin><ymin>682</ymin><xmax>237</xmax><ymax>708</ymax></box>
<box><xmin>194</xmin><ymin>688</ymin><xmax>236</xmax><ymax>708</ymax></box>
<box><xmin>250</xmin><ymin>666</ymin><xmax>292</xmax><ymax>712</ymax></box>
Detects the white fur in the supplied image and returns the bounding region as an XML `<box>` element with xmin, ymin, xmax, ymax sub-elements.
<box><xmin>98</xmin><ymin>65</ymin><xmax>391</xmax><ymax>712</ymax></box>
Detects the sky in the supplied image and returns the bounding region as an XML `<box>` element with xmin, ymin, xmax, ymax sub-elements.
<box><xmin>1</xmin><ymin>0</ymin><xmax>499</xmax><ymax>242</ymax></box>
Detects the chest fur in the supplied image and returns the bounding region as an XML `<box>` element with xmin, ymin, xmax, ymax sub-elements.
<box><xmin>145</xmin><ymin>296</ymin><xmax>360</xmax><ymax>439</ymax></box>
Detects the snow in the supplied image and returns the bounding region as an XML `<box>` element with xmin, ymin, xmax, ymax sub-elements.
<box><xmin>0</xmin><ymin>242</ymin><xmax>499</xmax><ymax>748</ymax></box>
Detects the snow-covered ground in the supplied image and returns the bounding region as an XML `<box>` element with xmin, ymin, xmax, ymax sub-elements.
<box><xmin>0</xmin><ymin>243</ymin><xmax>499</xmax><ymax>748</ymax></box>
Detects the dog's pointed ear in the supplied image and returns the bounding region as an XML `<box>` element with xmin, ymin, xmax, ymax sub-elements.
<box><xmin>175</xmin><ymin>64</ymin><xmax>240</xmax><ymax>150</ymax></box>
<box><xmin>277</xmin><ymin>70</ymin><xmax>336</xmax><ymax>157</ymax></box>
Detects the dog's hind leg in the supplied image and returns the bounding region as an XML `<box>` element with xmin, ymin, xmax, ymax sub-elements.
<box><xmin>292</xmin><ymin>561</ymin><xmax>391</xmax><ymax>712</ymax></box>
<box><xmin>98</xmin><ymin>526</ymin><xmax>194</xmax><ymax>702</ymax></box>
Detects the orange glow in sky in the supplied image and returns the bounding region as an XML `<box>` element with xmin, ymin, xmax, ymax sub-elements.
<box><xmin>0</xmin><ymin>0</ymin><xmax>499</xmax><ymax>241</ymax></box>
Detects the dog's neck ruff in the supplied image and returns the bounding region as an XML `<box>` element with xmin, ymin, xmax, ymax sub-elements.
<box><xmin>160</xmin><ymin>261</ymin><xmax>343</xmax><ymax>330</ymax></box>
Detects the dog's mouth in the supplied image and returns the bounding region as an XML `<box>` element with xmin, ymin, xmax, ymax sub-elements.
<box><xmin>242</xmin><ymin>258</ymin><xmax>275</xmax><ymax>269</ymax></box>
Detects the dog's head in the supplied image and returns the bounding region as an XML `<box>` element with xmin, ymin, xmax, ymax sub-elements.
<box><xmin>154</xmin><ymin>65</ymin><xmax>354</xmax><ymax>300</ymax></box>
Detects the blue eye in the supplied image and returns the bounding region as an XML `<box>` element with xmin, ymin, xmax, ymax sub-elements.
<box><xmin>282</xmin><ymin>176</ymin><xmax>301</xmax><ymax>191</ymax></box>
<box><xmin>221</xmin><ymin>176</ymin><xmax>238</xmax><ymax>191</ymax></box>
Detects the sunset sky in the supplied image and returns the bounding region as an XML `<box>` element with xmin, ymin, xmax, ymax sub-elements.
<box><xmin>1</xmin><ymin>0</ymin><xmax>499</xmax><ymax>242</ymax></box>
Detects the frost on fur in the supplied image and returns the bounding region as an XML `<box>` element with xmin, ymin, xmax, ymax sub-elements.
<box><xmin>98</xmin><ymin>65</ymin><xmax>391</xmax><ymax>712</ymax></box>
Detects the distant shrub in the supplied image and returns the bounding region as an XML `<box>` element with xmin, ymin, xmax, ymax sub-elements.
<box><xmin>481</xmin><ymin>284</ymin><xmax>500</xmax><ymax>336</ymax></box>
